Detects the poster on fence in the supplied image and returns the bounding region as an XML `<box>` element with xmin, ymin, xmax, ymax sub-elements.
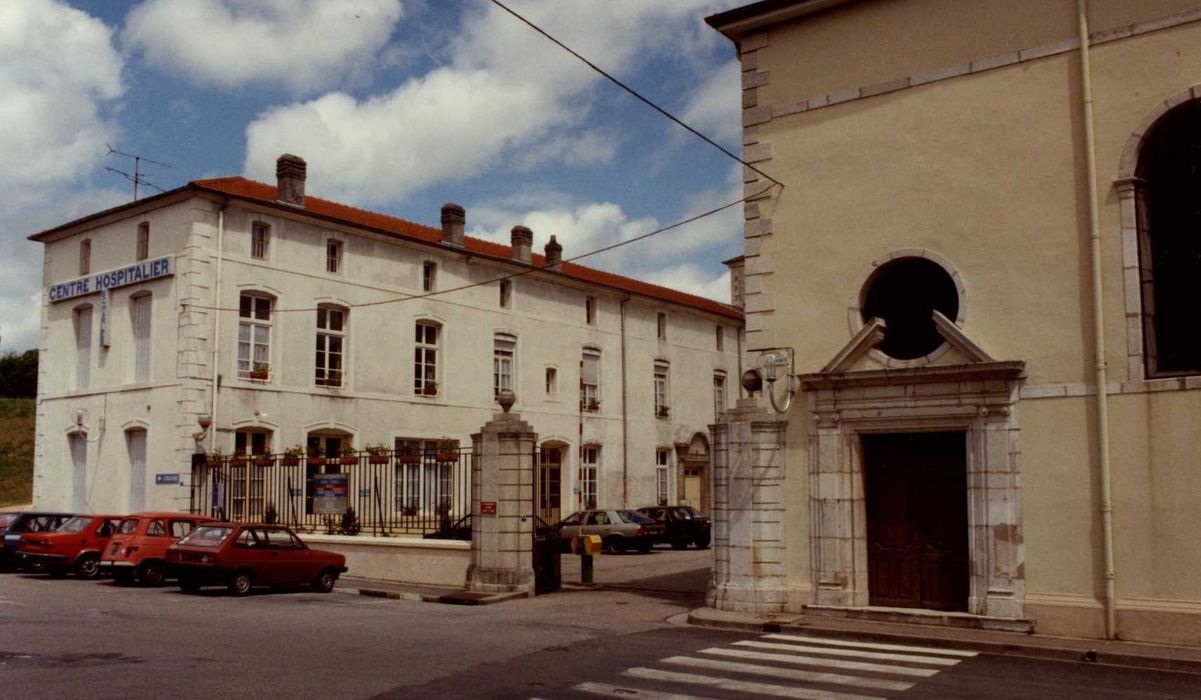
<box><xmin>311</xmin><ymin>474</ymin><xmax>349</xmax><ymax>515</ymax></box>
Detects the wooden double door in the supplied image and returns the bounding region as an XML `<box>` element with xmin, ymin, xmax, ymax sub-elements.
<box><xmin>863</xmin><ymin>431</ymin><xmax>969</xmax><ymax>612</ymax></box>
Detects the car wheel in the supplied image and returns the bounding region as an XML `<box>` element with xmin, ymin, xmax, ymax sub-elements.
<box><xmin>179</xmin><ymin>576</ymin><xmax>200</xmax><ymax>594</ymax></box>
<box><xmin>311</xmin><ymin>569</ymin><xmax>337</xmax><ymax>593</ymax></box>
<box><xmin>228</xmin><ymin>570</ymin><xmax>253</xmax><ymax>596</ymax></box>
<box><xmin>605</xmin><ymin>536</ymin><xmax>626</xmax><ymax>554</ymax></box>
<box><xmin>26</xmin><ymin>558</ymin><xmax>47</xmax><ymax>574</ymax></box>
<box><xmin>138</xmin><ymin>562</ymin><xmax>166</xmax><ymax>587</ymax></box>
<box><xmin>74</xmin><ymin>554</ymin><xmax>101</xmax><ymax>579</ymax></box>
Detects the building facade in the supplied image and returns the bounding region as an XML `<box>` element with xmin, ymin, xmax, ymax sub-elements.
<box><xmin>707</xmin><ymin>0</ymin><xmax>1201</xmax><ymax>645</ymax></box>
<box><xmin>30</xmin><ymin>155</ymin><xmax>743</xmax><ymax>527</ymax></box>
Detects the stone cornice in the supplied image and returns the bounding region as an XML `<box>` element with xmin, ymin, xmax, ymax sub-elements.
<box><xmin>800</xmin><ymin>360</ymin><xmax>1026</xmax><ymax>390</ymax></box>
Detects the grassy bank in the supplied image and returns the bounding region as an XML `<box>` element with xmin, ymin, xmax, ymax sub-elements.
<box><xmin>0</xmin><ymin>398</ymin><xmax>35</xmax><ymax>506</ymax></box>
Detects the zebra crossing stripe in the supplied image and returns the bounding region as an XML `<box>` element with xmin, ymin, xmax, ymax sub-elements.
<box><xmin>700</xmin><ymin>646</ymin><xmax>940</xmax><ymax>678</ymax></box>
<box><xmin>733</xmin><ymin>640</ymin><xmax>963</xmax><ymax>666</ymax></box>
<box><xmin>623</xmin><ymin>667</ymin><xmax>887</xmax><ymax>700</ymax></box>
<box><xmin>572</xmin><ymin>681</ymin><xmax>721</xmax><ymax>699</ymax></box>
<box><xmin>662</xmin><ymin>655</ymin><xmax>914</xmax><ymax>691</ymax></box>
<box><xmin>761</xmin><ymin>634</ymin><xmax>978</xmax><ymax>657</ymax></box>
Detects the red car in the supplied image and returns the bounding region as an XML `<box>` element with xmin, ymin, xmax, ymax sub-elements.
<box><xmin>99</xmin><ymin>512</ymin><xmax>219</xmax><ymax>586</ymax></box>
<box><xmin>18</xmin><ymin>514</ymin><xmax>123</xmax><ymax>578</ymax></box>
<box><xmin>166</xmin><ymin>523</ymin><xmax>348</xmax><ymax>596</ymax></box>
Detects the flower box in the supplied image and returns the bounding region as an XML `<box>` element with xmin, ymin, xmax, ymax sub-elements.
<box><xmin>368</xmin><ymin>455</ymin><xmax>390</xmax><ymax>465</ymax></box>
<box><xmin>307</xmin><ymin>456</ymin><xmax>327</xmax><ymax>467</ymax></box>
<box><xmin>398</xmin><ymin>454</ymin><xmax>420</xmax><ymax>465</ymax></box>
<box><xmin>254</xmin><ymin>457</ymin><xmax>274</xmax><ymax>467</ymax></box>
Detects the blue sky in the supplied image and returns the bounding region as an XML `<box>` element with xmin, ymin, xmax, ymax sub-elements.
<box><xmin>0</xmin><ymin>0</ymin><xmax>744</xmax><ymax>353</ymax></box>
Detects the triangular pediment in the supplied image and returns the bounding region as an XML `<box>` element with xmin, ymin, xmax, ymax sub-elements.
<box><xmin>820</xmin><ymin>311</ymin><xmax>993</xmax><ymax>374</ymax></box>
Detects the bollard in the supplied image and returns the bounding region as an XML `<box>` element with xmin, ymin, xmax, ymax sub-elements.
<box><xmin>581</xmin><ymin>552</ymin><xmax>593</xmax><ymax>584</ymax></box>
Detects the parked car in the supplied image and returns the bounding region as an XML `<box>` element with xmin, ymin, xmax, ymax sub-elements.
<box><xmin>422</xmin><ymin>514</ymin><xmax>559</xmax><ymax>541</ymax></box>
<box><xmin>99</xmin><ymin>512</ymin><xmax>219</xmax><ymax>585</ymax></box>
<box><xmin>1</xmin><ymin>511</ymin><xmax>75</xmax><ymax>571</ymax></box>
<box><xmin>554</xmin><ymin>509</ymin><xmax>664</xmax><ymax>554</ymax></box>
<box><xmin>636</xmin><ymin>505</ymin><xmax>712</xmax><ymax>549</ymax></box>
<box><xmin>18</xmin><ymin>514</ymin><xmax>123</xmax><ymax>578</ymax></box>
<box><xmin>166</xmin><ymin>523</ymin><xmax>348</xmax><ymax>595</ymax></box>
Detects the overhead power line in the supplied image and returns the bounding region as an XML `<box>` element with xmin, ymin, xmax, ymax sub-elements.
<box><xmin>487</xmin><ymin>0</ymin><xmax>784</xmax><ymax>190</ymax></box>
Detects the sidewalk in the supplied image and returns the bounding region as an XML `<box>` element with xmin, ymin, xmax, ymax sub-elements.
<box><xmin>689</xmin><ymin>606</ymin><xmax>1201</xmax><ymax>675</ymax></box>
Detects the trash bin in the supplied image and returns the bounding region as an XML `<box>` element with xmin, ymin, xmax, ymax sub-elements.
<box><xmin>533</xmin><ymin>519</ymin><xmax>561</xmax><ymax>594</ymax></box>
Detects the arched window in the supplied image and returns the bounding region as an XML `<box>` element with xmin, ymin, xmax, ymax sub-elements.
<box><xmin>860</xmin><ymin>257</ymin><xmax>959</xmax><ymax>361</ymax></box>
<box><xmin>315</xmin><ymin>305</ymin><xmax>347</xmax><ymax>387</ymax></box>
<box><xmin>126</xmin><ymin>428</ymin><xmax>147</xmax><ymax>511</ymax></box>
<box><xmin>1136</xmin><ymin>98</ymin><xmax>1201</xmax><ymax>376</ymax></box>
<box><xmin>238</xmin><ymin>293</ymin><xmax>274</xmax><ymax>380</ymax></box>
<box><xmin>414</xmin><ymin>320</ymin><xmax>440</xmax><ymax>396</ymax></box>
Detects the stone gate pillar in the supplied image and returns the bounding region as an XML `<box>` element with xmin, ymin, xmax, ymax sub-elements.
<box><xmin>466</xmin><ymin>391</ymin><xmax>536</xmax><ymax>596</ymax></box>
<box><xmin>708</xmin><ymin>396</ymin><xmax>788</xmax><ymax>613</ymax></box>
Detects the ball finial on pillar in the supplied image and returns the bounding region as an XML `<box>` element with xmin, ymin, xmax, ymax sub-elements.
<box><xmin>497</xmin><ymin>389</ymin><xmax>516</xmax><ymax>413</ymax></box>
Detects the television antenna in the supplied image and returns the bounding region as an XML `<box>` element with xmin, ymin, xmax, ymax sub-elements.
<box><xmin>105</xmin><ymin>144</ymin><xmax>171</xmax><ymax>201</ymax></box>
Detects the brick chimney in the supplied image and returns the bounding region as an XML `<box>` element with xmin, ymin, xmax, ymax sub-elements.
<box><xmin>723</xmin><ymin>255</ymin><xmax>745</xmax><ymax>309</ymax></box>
<box><xmin>543</xmin><ymin>235</ymin><xmax>562</xmax><ymax>270</ymax></box>
<box><xmin>441</xmin><ymin>203</ymin><xmax>465</xmax><ymax>247</ymax></box>
<box><xmin>511</xmin><ymin>225</ymin><xmax>532</xmax><ymax>264</ymax></box>
<box><xmin>275</xmin><ymin>154</ymin><xmax>306</xmax><ymax>206</ymax></box>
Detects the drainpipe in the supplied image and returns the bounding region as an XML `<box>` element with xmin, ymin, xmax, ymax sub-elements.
<box><xmin>1076</xmin><ymin>0</ymin><xmax>1117</xmax><ymax>640</ymax></box>
<box><xmin>209</xmin><ymin>203</ymin><xmax>227</xmax><ymax>452</ymax></box>
<box><xmin>620</xmin><ymin>297</ymin><xmax>630</xmax><ymax>507</ymax></box>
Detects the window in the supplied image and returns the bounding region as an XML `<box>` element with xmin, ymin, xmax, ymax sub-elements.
<box><xmin>581</xmin><ymin>348</ymin><xmax>600</xmax><ymax>412</ymax></box>
<box><xmin>499</xmin><ymin>279</ymin><xmax>511</xmax><ymax>308</ymax></box>
<box><xmin>656</xmin><ymin>448</ymin><xmax>670</xmax><ymax>506</ymax></box>
<box><xmin>414</xmin><ymin>321</ymin><xmax>440</xmax><ymax>396</ymax></box>
<box><xmin>493</xmin><ymin>333</ymin><xmax>516</xmax><ymax>398</ymax></box>
<box><xmin>582</xmin><ymin>445</ymin><xmax>599</xmax><ymax>509</ymax></box>
<box><xmin>326</xmin><ymin>240</ymin><xmax>342</xmax><ymax>273</ymax></box>
<box><xmin>654</xmin><ymin>361</ymin><xmax>670</xmax><ymax>418</ymax></box>
<box><xmin>1135</xmin><ymin>98</ymin><xmax>1201</xmax><ymax>375</ymax></box>
<box><xmin>315</xmin><ymin>306</ymin><xmax>346</xmax><ymax>387</ymax></box>
<box><xmin>127</xmin><ymin>429</ymin><xmax>146</xmax><ymax>512</ymax></box>
<box><xmin>147</xmin><ymin>520</ymin><xmax>166</xmax><ymax>537</ymax></box>
<box><xmin>70</xmin><ymin>434</ymin><xmax>87</xmax><ymax>511</ymax></box>
<box><xmin>237</xmin><ymin>293</ymin><xmax>272</xmax><ymax>380</ymax></box>
<box><xmin>74</xmin><ymin>305</ymin><xmax>92</xmax><ymax>390</ymax></box>
<box><xmin>657</xmin><ymin>312</ymin><xmax>667</xmax><ymax>340</ymax></box>
<box><xmin>716</xmin><ymin>324</ymin><xmax>724</xmax><ymax>351</ymax></box>
<box><xmin>713</xmin><ymin>372</ymin><xmax>726</xmax><ymax>421</ymax></box>
<box><xmin>131</xmin><ymin>294</ymin><xmax>151</xmax><ymax>382</ymax></box>
<box><xmin>545</xmin><ymin>367</ymin><xmax>558</xmax><ymax>398</ymax></box>
<box><xmin>136</xmin><ymin>222</ymin><xmax>149</xmax><ymax>261</ymax></box>
<box><xmin>235</xmin><ymin>430</ymin><xmax>272</xmax><ymax>455</ymax></box>
<box><xmin>861</xmin><ymin>257</ymin><xmax>958</xmax><ymax>360</ymax></box>
<box><xmin>392</xmin><ymin>438</ymin><xmax>450</xmax><ymax>515</ymax></box>
<box><xmin>423</xmin><ymin>261</ymin><xmax>437</xmax><ymax>292</ymax></box>
<box><xmin>586</xmin><ymin>296</ymin><xmax>597</xmax><ymax>325</ymax></box>
<box><xmin>79</xmin><ymin>239</ymin><xmax>91</xmax><ymax>275</ymax></box>
<box><xmin>251</xmin><ymin>222</ymin><xmax>269</xmax><ymax>260</ymax></box>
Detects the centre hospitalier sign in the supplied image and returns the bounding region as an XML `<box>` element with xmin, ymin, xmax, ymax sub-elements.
<box><xmin>47</xmin><ymin>256</ymin><xmax>174</xmax><ymax>303</ymax></box>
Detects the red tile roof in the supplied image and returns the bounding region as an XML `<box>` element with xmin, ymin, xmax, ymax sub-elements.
<box><xmin>192</xmin><ymin>177</ymin><xmax>743</xmax><ymax>321</ymax></box>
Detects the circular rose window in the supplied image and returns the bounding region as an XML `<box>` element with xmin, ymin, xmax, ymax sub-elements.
<box><xmin>861</xmin><ymin>257</ymin><xmax>959</xmax><ymax>360</ymax></box>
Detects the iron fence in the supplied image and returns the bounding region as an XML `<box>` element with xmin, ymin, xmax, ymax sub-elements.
<box><xmin>189</xmin><ymin>447</ymin><xmax>472</xmax><ymax>537</ymax></box>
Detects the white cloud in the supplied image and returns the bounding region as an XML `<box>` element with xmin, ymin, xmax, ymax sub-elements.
<box><xmin>643</xmin><ymin>264</ymin><xmax>731</xmax><ymax>304</ymax></box>
<box><xmin>0</xmin><ymin>1</ymin><xmax>125</xmax><ymax>352</ymax></box>
<box><xmin>243</xmin><ymin>0</ymin><xmax>731</xmax><ymax>205</ymax></box>
<box><xmin>0</xmin><ymin>0</ymin><xmax>122</xmax><ymax>201</ymax></box>
<box><xmin>681</xmin><ymin>59</ymin><xmax>742</xmax><ymax>147</ymax></box>
<box><xmin>123</xmin><ymin>0</ymin><xmax>403</xmax><ymax>93</ymax></box>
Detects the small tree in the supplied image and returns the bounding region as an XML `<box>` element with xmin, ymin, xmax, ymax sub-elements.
<box><xmin>340</xmin><ymin>507</ymin><xmax>361</xmax><ymax>536</ymax></box>
<box><xmin>263</xmin><ymin>502</ymin><xmax>278</xmax><ymax>524</ymax></box>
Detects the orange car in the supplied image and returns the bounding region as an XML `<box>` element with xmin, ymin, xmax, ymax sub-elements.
<box><xmin>19</xmin><ymin>514</ymin><xmax>123</xmax><ymax>578</ymax></box>
<box><xmin>99</xmin><ymin>512</ymin><xmax>219</xmax><ymax>586</ymax></box>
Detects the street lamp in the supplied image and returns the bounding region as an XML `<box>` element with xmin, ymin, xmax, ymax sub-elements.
<box><xmin>759</xmin><ymin>349</ymin><xmax>796</xmax><ymax>414</ymax></box>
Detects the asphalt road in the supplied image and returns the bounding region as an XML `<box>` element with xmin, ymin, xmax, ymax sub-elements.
<box><xmin>3</xmin><ymin>561</ymin><xmax>1200</xmax><ymax>700</ymax></box>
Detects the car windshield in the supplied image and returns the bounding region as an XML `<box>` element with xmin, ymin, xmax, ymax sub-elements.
<box><xmin>616</xmin><ymin>510</ymin><xmax>655</xmax><ymax>525</ymax></box>
<box><xmin>56</xmin><ymin>516</ymin><xmax>91</xmax><ymax>533</ymax></box>
<box><xmin>117</xmin><ymin>518</ymin><xmax>139</xmax><ymax>534</ymax></box>
<box><xmin>178</xmin><ymin>525</ymin><xmax>234</xmax><ymax>547</ymax></box>
<box><xmin>0</xmin><ymin>513</ymin><xmax>16</xmax><ymax>528</ymax></box>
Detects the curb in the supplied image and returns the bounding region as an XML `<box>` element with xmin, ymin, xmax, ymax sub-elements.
<box><xmin>687</xmin><ymin>610</ymin><xmax>1201</xmax><ymax>675</ymax></box>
